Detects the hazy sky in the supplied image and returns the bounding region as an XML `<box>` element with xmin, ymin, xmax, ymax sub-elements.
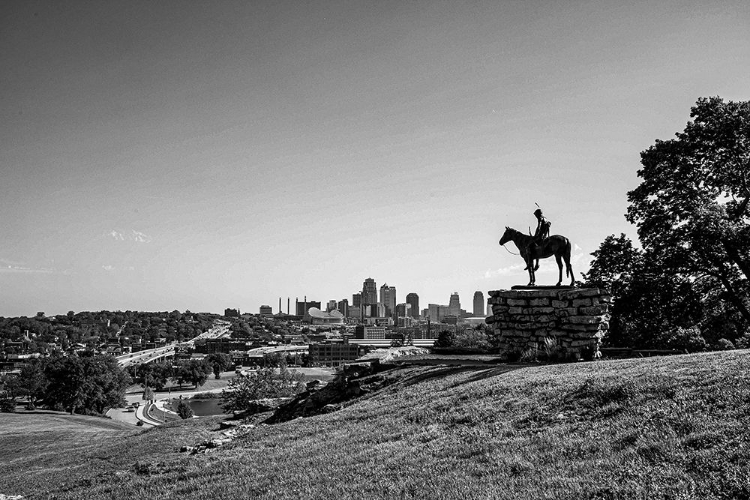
<box><xmin>1</xmin><ymin>1</ymin><xmax>749</xmax><ymax>317</ymax></box>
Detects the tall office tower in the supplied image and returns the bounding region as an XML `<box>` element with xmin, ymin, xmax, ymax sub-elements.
<box><xmin>379</xmin><ymin>283</ymin><xmax>396</xmax><ymax>317</ymax></box>
<box><xmin>428</xmin><ymin>304</ymin><xmax>449</xmax><ymax>322</ymax></box>
<box><xmin>396</xmin><ymin>303</ymin><xmax>411</xmax><ymax>318</ymax></box>
<box><xmin>473</xmin><ymin>291</ymin><xmax>485</xmax><ymax>316</ymax></box>
<box><xmin>327</xmin><ymin>300</ymin><xmax>337</xmax><ymax>312</ymax></box>
<box><xmin>337</xmin><ymin>299</ymin><xmax>349</xmax><ymax>317</ymax></box>
<box><xmin>362</xmin><ymin>278</ymin><xmax>377</xmax><ymax>308</ymax></box>
<box><xmin>406</xmin><ymin>293</ymin><xmax>420</xmax><ymax>319</ymax></box>
<box><xmin>352</xmin><ymin>293</ymin><xmax>361</xmax><ymax>308</ymax></box>
<box><xmin>448</xmin><ymin>292</ymin><xmax>461</xmax><ymax>317</ymax></box>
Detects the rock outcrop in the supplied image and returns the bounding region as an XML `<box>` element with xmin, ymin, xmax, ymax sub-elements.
<box><xmin>265</xmin><ymin>361</ymin><xmax>394</xmax><ymax>423</ymax></box>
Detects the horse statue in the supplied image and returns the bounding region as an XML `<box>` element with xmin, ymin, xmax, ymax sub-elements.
<box><xmin>498</xmin><ymin>226</ymin><xmax>575</xmax><ymax>286</ymax></box>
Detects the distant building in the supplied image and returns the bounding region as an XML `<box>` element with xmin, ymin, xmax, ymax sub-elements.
<box><xmin>448</xmin><ymin>293</ymin><xmax>461</xmax><ymax>318</ymax></box>
<box><xmin>196</xmin><ymin>338</ymin><xmax>252</xmax><ymax>354</ymax></box>
<box><xmin>337</xmin><ymin>299</ymin><xmax>349</xmax><ymax>317</ymax></box>
<box><xmin>427</xmin><ymin>304</ymin><xmax>450</xmax><ymax>322</ymax></box>
<box><xmin>296</xmin><ymin>300</ymin><xmax>321</xmax><ymax>316</ymax></box>
<box><xmin>362</xmin><ymin>278</ymin><xmax>378</xmax><ymax>315</ymax></box>
<box><xmin>308</xmin><ymin>343</ymin><xmax>363</xmax><ymax>367</ymax></box>
<box><xmin>420</xmin><ymin>322</ymin><xmax>455</xmax><ymax>339</ymax></box>
<box><xmin>354</xmin><ymin>325</ymin><xmax>387</xmax><ymax>339</ymax></box>
<box><xmin>406</xmin><ymin>293</ymin><xmax>419</xmax><ymax>319</ymax></box>
<box><xmin>352</xmin><ymin>293</ymin><xmax>362</xmax><ymax>308</ymax></box>
<box><xmin>397</xmin><ymin>316</ymin><xmax>413</xmax><ymax>327</ymax></box>
<box><xmin>327</xmin><ymin>300</ymin><xmax>337</xmax><ymax>312</ymax></box>
<box><xmin>303</xmin><ymin>307</ymin><xmax>345</xmax><ymax>325</ymax></box>
<box><xmin>395</xmin><ymin>303</ymin><xmax>410</xmax><ymax>318</ymax></box>
<box><xmin>379</xmin><ymin>284</ymin><xmax>397</xmax><ymax>317</ymax></box>
<box><xmin>224</xmin><ymin>308</ymin><xmax>241</xmax><ymax>318</ymax></box>
<box><xmin>473</xmin><ymin>291</ymin><xmax>485</xmax><ymax>316</ymax></box>
<box><xmin>259</xmin><ymin>305</ymin><xmax>273</xmax><ymax>316</ymax></box>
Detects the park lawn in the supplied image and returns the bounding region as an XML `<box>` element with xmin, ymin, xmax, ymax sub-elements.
<box><xmin>3</xmin><ymin>351</ymin><xmax>750</xmax><ymax>499</ymax></box>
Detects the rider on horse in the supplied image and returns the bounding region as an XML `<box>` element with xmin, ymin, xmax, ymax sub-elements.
<box><xmin>525</xmin><ymin>208</ymin><xmax>551</xmax><ymax>270</ymax></box>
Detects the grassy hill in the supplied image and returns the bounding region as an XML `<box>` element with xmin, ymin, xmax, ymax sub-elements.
<box><xmin>2</xmin><ymin>351</ymin><xmax>749</xmax><ymax>499</ymax></box>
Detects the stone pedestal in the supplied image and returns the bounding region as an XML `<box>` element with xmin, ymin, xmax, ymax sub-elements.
<box><xmin>485</xmin><ymin>287</ymin><xmax>611</xmax><ymax>360</ymax></box>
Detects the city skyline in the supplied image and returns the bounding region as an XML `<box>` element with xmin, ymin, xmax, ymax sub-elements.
<box><xmin>2</xmin><ymin>1</ymin><xmax>749</xmax><ymax>317</ymax></box>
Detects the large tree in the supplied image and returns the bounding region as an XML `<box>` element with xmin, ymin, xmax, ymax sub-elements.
<box><xmin>585</xmin><ymin>234</ymin><xmax>704</xmax><ymax>348</ymax></box>
<box><xmin>43</xmin><ymin>354</ymin><xmax>131</xmax><ymax>414</ymax></box>
<box><xmin>626</xmin><ymin>97</ymin><xmax>750</xmax><ymax>323</ymax></box>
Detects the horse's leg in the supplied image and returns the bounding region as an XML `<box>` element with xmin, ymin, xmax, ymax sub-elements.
<box><xmin>526</xmin><ymin>256</ymin><xmax>535</xmax><ymax>286</ymax></box>
<box><xmin>555</xmin><ymin>253</ymin><xmax>563</xmax><ymax>287</ymax></box>
<box><xmin>565</xmin><ymin>241</ymin><xmax>575</xmax><ymax>286</ymax></box>
<box><xmin>567</xmin><ymin>257</ymin><xmax>574</xmax><ymax>286</ymax></box>
<box><xmin>533</xmin><ymin>258</ymin><xmax>539</xmax><ymax>271</ymax></box>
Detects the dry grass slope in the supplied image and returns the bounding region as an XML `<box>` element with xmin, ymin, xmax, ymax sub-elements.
<box><xmin>2</xmin><ymin>351</ymin><xmax>749</xmax><ymax>499</ymax></box>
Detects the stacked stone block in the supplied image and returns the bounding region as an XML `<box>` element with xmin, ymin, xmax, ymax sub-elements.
<box><xmin>485</xmin><ymin>288</ymin><xmax>611</xmax><ymax>359</ymax></box>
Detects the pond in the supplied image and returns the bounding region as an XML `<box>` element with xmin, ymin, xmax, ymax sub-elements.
<box><xmin>171</xmin><ymin>398</ymin><xmax>229</xmax><ymax>416</ymax></box>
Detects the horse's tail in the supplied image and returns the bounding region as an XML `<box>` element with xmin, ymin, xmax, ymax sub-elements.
<box><xmin>565</xmin><ymin>238</ymin><xmax>572</xmax><ymax>277</ymax></box>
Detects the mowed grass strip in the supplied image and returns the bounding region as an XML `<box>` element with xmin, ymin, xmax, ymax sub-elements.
<box><xmin>3</xmin><ymin>351</ymin><xmax>750</xmax><ymax>499</ymax></box>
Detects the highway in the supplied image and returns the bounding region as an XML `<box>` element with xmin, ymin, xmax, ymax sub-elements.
<box><xmin>115</xmin><ymin>319</ymin><xmax>232</xmax><ymax>368</ymax></box>
<box><xmin>116</xmin><ymin>345</ymin><xmax>176</xmax><ymax>368</ymax></box>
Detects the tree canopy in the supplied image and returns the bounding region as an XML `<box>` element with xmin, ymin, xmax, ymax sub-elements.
<box><xmin>626</xmin><ymin>96</ymin><xmax>750</xmax><ymax>323</ymax></box>
<box><xmin>587</xmin><ymin>97</ymin><xmax>749</xmax><ymax>348</ymax></box>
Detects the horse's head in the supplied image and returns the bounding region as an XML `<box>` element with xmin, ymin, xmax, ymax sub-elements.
<box><xmin>499</xmin><ymin>226</ymin><xmax>513</xmax><ymax>246</ymax></box>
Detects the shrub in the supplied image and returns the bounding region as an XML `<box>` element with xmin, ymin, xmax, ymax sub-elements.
<box><xmin>716</xmin><ymin>338</ymin><xmax>735</xmax><ymax>350</ymax></box>
<box><xmin>453</xmin><ymin>329</ymin><xmax>491</xmax><ymax>351</ymax></box>
<box><xmin>735</xmin><ymin>332</ymin><xmax>750</xmax><ymax>349</ymax></box>
<box><xmin>539</xmin><ymin>337</ymin><xmax>562</xmax><ymax>361</ymax></box>
<box><xmin>175</xmin><ymin>398</ymin><xmax>194</xmax><ymax>419</ymax></box>
<box><xmin>519</xmin><ymin>347</ymin><xmax>538</xmax><ymax>363</ymax></box>
<box><xmin>0</xmin><ymin>398</ymin><xmax>16</xmax><ymax>413</ymax></box>
<box><xmin>433</xmin><ymin>330</ymin><xmax>455</xmax><ymax>348</ymax></box>
<box><xmin>191</xmin><ymin>392</ymin><xmax>220</xmax><ymax>400</ymax></box>
<box><xmin>658</xmin><ymin>326</ymin><xmax>706</xmax><ymax>352</ymax></box>
<box><xmin>142</xmin><ymin>387</ymin><xmax>154</xmax><ymax>401</ymax></box>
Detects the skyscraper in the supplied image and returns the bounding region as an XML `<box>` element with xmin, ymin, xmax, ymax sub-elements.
<box><xmin>362</xmin><ymin>278</ymin><xmax>377</xmax><ymax>317</ymax></box>
<box><xmin>406</xmin><ymin>293</ymin><xmax>419</xmax><ymax>319</ymax></box>
<box><xmin>337</xmin><ymin>299</ymin><xmax>349</xmax><ymax>317</ymax></box>
<box><xmin>448</xmin><ymin>292</ymin><xmax>461</xmax><ymax>318</ymax></box>
<box><xmin>380</xmin><ymin>283</ymin><xmax>396</xmax><ymax>317</ymax></box>
<box><xmin>473</xmin><ymin>291</ymin><xmax>485</xmax><ymax>316</ymax></box>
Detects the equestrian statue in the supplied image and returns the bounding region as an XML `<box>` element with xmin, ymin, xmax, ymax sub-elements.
<box><xmin>498</xmin><ymin>208</ymin><xmax>575</xmax><ymax>287</ymax></box>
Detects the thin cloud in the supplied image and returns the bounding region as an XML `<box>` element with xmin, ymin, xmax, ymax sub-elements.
<box><xmin>107</xmin><ymin>229</ymin><xmax>152</xmax><ymax>243</ymax></box>
<box><xmin>0</xmin><ymin>259</ymin><xmax>54</xmax><ymax>274</ymax></box>
<box><xmin>102</xmin><ymin>265</ymin><xmax>115</xmax><ymax>271</ymax></box>
<box><xmin>484</xmin><ymin>264</ymin><xmax>525</xmax><ymax>279</ymax></box>
<box><xmin>131</xmin><ymin>230</ymin><xmax>151</xmax><ymax>243</ymax></box>
<box><xmin>0</xmin><ymin>257</ymin><xmax>76</xmax><ymax>276</ymax></box>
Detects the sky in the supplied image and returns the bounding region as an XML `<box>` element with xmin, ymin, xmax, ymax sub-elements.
<box><xmin>1</xmin><ymin>0</ymin><xmax>749</xmax><ymax>317</ymax></box>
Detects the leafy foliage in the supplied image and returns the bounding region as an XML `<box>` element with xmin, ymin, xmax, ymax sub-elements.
<box><xmin>586</xmin><ymin>97</ymin><xmax>750</xmax><ymax>347</ymax></box>
<box><xmin>206</xmin><ymin>353</ymin><xmax>233</xmax><ymax>379</ymax></box>
<box><xmin>433</xmin><ymin>329</ymin><xmax>455</xmax><ymax>348</ymax></box>
<box><xmin>175</xmin><ymin>398</ymin><xmax>194</xmax><ymax>419</ymax></box>
<box><xmin>42</xmin><ymin>354</ymin><xmax>131</xmax><ymax>414</ymax></box>
<box><xmin>174</xmin><ymin>359</ymin><xmax>212</xmax><ymax>389</ymax></box>
<box><xmin>221</xmin><ymin>362</ymin><xmax>305</xmax><ymax>413</ymax></box>
<box><xmin>626</xmin><ymin>96</ymin><xmax>750</xmax><ymax>323</ymax></box>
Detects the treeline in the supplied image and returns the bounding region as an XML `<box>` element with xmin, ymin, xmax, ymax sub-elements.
<box><xmin>584</xmin><ymin>97</ymin><xmax>750</xmax><ymax>351</ymax></box>
<box><xmin>0</xmin><ymin>310</ymin><xmax>221</xmax><ymax>354</ymax></box>
<box><xmin>0</xmin><ymin>353</ymin><xmax>130</xmax><ymax>414</ymax></box>
<box><xmin>129</xmin><ymin>353</ymin><xmax>234</xmax><ymax>392</ymax></box>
